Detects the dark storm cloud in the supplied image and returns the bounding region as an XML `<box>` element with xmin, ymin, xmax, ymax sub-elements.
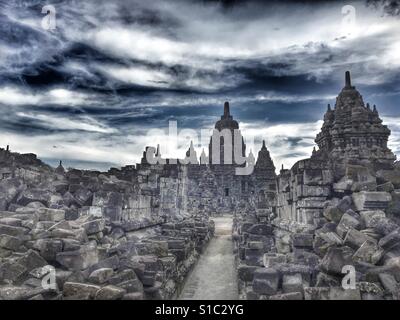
<box><xmin>0</xmin><ymin>0</ymin><xmax>399</xmax><ymax>170</ymax></box>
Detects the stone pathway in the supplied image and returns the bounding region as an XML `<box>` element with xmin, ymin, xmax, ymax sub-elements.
<box><xmin>179</xmin><ymin>215</ymin><xmax>239</xmax><ymax>300</ymax></box>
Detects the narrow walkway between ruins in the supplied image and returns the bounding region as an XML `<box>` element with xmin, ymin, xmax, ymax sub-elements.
<box><xmin>179</xmin><ymin>215</ymin><xmax>239</xmax><ymax>300</ymax></box>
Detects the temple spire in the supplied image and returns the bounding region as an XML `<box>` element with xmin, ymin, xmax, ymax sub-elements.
<box><xmin>223</xmin><ymin>101</ymin><xmax>230</xmax><ymax>117</ymax></box>
<box><xmin>327</xmin><ymin>104</ymin><xmax>331</xmax><ymax>111</ymax></box>
<box><xmin>345</xmin><ymin>71</ymin><xmax>352</xmax><ymax>88</ymax></box>
<box><xmin>262</xmin><ymin>140</ymin><xmax>266</xmax><ymax>149</ymax></box>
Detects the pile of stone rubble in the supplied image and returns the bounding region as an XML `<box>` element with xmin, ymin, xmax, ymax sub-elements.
<box><xmin>234</xmin><ymin>176</ymin><xmax>400</xmax><ymax>300</ymax></box>
<box><xmin>0</xmin><ymin>160</ymin><xmax>214</xmax><ymax>300</ymax></box>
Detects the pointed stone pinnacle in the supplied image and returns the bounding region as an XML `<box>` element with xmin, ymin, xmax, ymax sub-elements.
<box><xmin>224</xmin><ymin>101</ymin><xmax>230</xmax><ymax>117</ymax></box>
<box><xmin>345</xmin><ymin>71</ymin><xmax>351</xmax><ymax>88</ymax></box>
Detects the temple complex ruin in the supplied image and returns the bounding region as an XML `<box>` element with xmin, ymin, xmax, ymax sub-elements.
<box><xmin>1</xmin><ymin>71</ymin><xmax>400</xmax><ymax>300</ymax></box>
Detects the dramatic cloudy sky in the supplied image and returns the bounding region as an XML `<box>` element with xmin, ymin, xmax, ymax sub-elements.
<box><xmin>0</xmin><ymin>0</ymin><xmax>399</xmax><ymax>171</ymax></box>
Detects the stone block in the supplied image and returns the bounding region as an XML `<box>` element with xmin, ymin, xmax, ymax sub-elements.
<box><xmin>378</xmin><ymin>273</ymin><xmax>398</xmax><ymax>295</ymax></box>
<box><xmin>336</xmin><ymin>212</ymin><xmax>361</xmax><ymax>238</ymax></box>
<box><xmin>344</xmin><ymin>228</ymin><xmax>376</xmax><ymax>250</ymax></box>
<box><xmin>352</xmin><ymin>192</ymin><xmax>391</xmax><ymax>211</ymax></box>
<box><xmin>81</xmin><ymin>219</ymin><xmax>105</xmax><ymax>235</ymax></box>
<box><xmin>268</xmin><ymin>292</ymin><xmax>303</xmax><ymax>300</ymax></box>
<box><xmin>63</xmin><ymin>282</ymin><xmax>100</xmax><ymax>299</ymax></box>
<box><xmin>252</xmin><ymin>268</ymin><xmax>279</xmax><ymax>295</ymax></box>
<box><xmin>292</xmin><ymin>233</ymin><xmax>313</xmax><ymax>248</ymax></box>
<box><xmin>304</xmin><ymin>287</ymin><xmax>330</xmax><ymax>300</ymax></box>
<box><xmin>56</xmin><ymin>242</ymin><xmax>99</xmax><ymax>270</ymax></box>
<box><xmin>323</xmin><ymin>206</ymin><xmax>343</xmax><ymax>223</ymax></box>
<box><xmin>320</xmin><ymin>246</ymin><xmax>353</xmax><ymax>275</ymax></box>
<box><xmin>237</xmin><ymin>264</ymin><xmax>257</xmax><ymax>282</ymax></box>
<box><xmin>0</xmin><ymin>234</ymin><xmax>22</xmax><ymax>251</ymax></box>
<box><xmin>89</xmin><ymin>268</ymin><xmax>114</xmax><ymax>284</ymax></box>
<box><xmin>32</xmin><ymin>239</ymin><xmax>63</xmax><ymax>261</ymax></box>
<box><xmin>282</xmin><ymin>273</ymin><xmax>303</xmax><ymax>294</ymax></box>
<box><xmin>263</xmin><ymin>253</ymin><xmax>287</xmax><ymax>268</ymax></box>
<box><xmin>353</xmin><ymin>240</ymin><xmax>384</xmax><ymax>264</ymax></box>
<box><xmin>0</xmin><ymin>224</ymin><xmax>29</xmax><ymax>237</ymax></box>
<box><xmin>328</xmin><ymin>287</ymin><xmax>361</xmax><ymax>300</ymax></box>
<box><xmin>378</xmin><ymin>228</ymin><xmax>400</xmax><ymax>250</ymax></box>
<box><xmin>247</xmin><ymin>224</ymin><xmax>273</xmax><ymax>236</ymax></box>
<box><xmin>360</xmin><ymin>210</ymin><xmax>386</xmax><ymax>228</ymax></box>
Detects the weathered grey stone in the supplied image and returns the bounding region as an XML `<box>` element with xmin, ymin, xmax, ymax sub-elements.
<box><xmin>292</xmin><ymin>233</ymin><xmax>313</xmax><ymax>248</ymax></box>
<box><xmin>32</xmin><ymin>239</ymin><xmax>63</xmax><ymax>261</ymax></box>
<box><xmin>248</xmin><ymin>241</ymin><xmax>264</xmax><ymax>250</ymax></box>
<box><xmin>282</xmin><ymin>273</ymin><xmax>303</xmax><ymax>294</ymax></box>
<box><xmin>371</xmin><ymin>217</ymin><xmax>399</xmax><ymax>236</ymax></box>
<box><xmin>247</xmin><ymin>224</ymin><xmax>273</xmax><ymax>236</ymax></box>
<box><xmin>0</xmin><ymin>217</ymin><xmax>22</xmax><ymax>227</ymax></box>
<box><xmin>122</xmin><ymin>292</ymin><xmax>143</xmax><ymax>300</ymax></box>
<box><xmin>0</xmin><ymin>261</ymin><xmax>27</xmax><ymax>282</ymax></box>
<box><xmin>344</xmin><ymin>228</ymin><xmax>376</xmax><ymax>250</ymax></box>
<box><xmin>88</xmin><ymin>268</ymin><xmax>114</xmax><ymax>284</ymax></box>
<box><xmin>95</xmin><ymin>285</ymin><xmax>126</xmax><ymax>300</ymax></box>
<box><xmin>56</xmin><ymin>242</ymin><xmax>99</xmax><ymax>270</ymax></box>
<box><xmin>337</xmin><ymin>196</ymin><xmax>352</xmax><ymax>212</ymax></box>
<box><xmin>63</xmin><ymin>282</ymin><xmax>100</xmax><ymax>299</ymax></box>
<box><xmin>81</xmin><ymin>219</ymin><xmax>105</xmax><ymax>235</ymax></box>
<box><xmin>336</xmin><ymin>212</ymin><xmax>361</xmax><ymax>238</ymax></box>
<box><xmin>252</xmin><ymin>268</ymin><xmax>279</xmax><ymax>295</ymax></box>
<box><xmin>320</xmin><ymin>246</ymin><xmax>353</xmax><ymax>275</ymax></box>
<box><xmin>37</xmin><ymin>208</ymin><xmax>65</xmax><ymax>222</ymax></box>
<box><xmin>379</xmin><ymin>228</ymin><xmax>400</xmax><ymax>250</ymax></box>
<box><xmin>315</xmin><ymin>272</ymin><xmax>340</xmax><ymax>287</ymax></box>
<box><xmin>377</xmin><ymin>182</ymin><xmax>394</xmax><ymax>192</ymax></box>
<box><xmin>353</xmin><ymin>240</ymin><xmax>384</xmax><ymax>264</ymax></box>
<box><xmin>323</xmin><ymin>206</ymin><xmax>343</xmax><ymax>223</ymax></box>
<box><xmin>263</xmin><ymin>253</ymin><xmax>287</xmax><ymax>268</ymax></box>
<box><xmin>118</xmin><ymin>279</ymin><xmax>143</xmax><ymax>293</ymax></box>
<box><xmin>304</xmin><ymin>287</ymin><xmax>330</xmax><ymax>300</ymax></box>
<box><xmin>378</xmin><ymin>273</ymin><xmax>399</xmax><ymax>295</ymax></box>
<box><xmin>268</xmin><ymin>292</ymin><xmax>303</xmax><ymax>300</ymax></box>
<box><xmin>360</xmin><ymin>210</ymin><xmax>386</xmax><ymax>228</ymax></box>
<box><xmin>0</xmin><ymin>224</ymin><xmax>29</xmax><ymax>237</ymax></box>
<box><xmin>0</xmin><ymin>286</ymin><xmax>45</xmax><ymax>300</ymax></box>
<box><xmin>328</xmin><ymin>287</ymin><xmax>361</xmax><ymax>300</ymax></box>
<box><xmin>352</xmin><ymin>192</ymin><xmax>391</xmax><ymax>211</ymax></box>
<box><xmin>0</xmin><ymin>234</ymin><xmax>22</xmax><ymax>251</ymax></box>
<box><xmin>17</xmin><ymin>249</ymin><xmax>48</xmax><ymax>271</ymax></box>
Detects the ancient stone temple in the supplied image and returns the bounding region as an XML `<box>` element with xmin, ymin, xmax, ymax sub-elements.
<box><xmin>128</xmin><ymin>101</ymin><xmax>277</xmax><ymax>217</ymax></box>
<box><xmin>1</xmin><ymin>71</ymin><xmax>400</xmax><ymax>300</ymax></box>
<box><xmin>315</xmin><ymin>71</ymin><xmax>396</xmax><ymax>171</ymax></box>
<box><xmin>208</xmin><ymin>101</ymin><xmax>246</xmax><ymax>165</ymax></box>
<box><xmin>235</xmin><ymin>71</ymin><xmax>400</xmax><ymax>301</ymax></box>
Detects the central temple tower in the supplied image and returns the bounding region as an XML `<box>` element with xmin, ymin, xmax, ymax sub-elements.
<box><xmin>208</xmin><ymin>101</ymin><xmax>246</xmax><ymax>165</ymax></box>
